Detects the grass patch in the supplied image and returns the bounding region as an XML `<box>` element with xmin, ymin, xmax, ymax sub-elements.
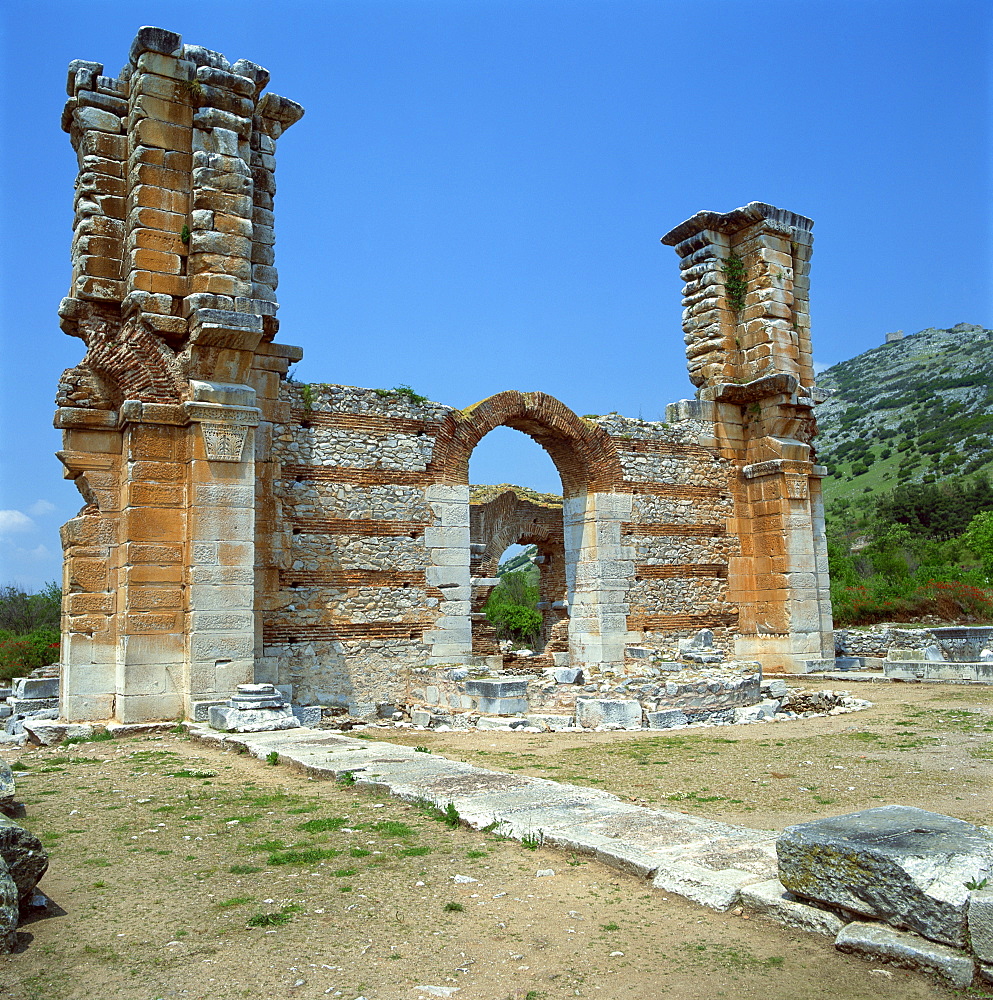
<box><xmin>297</xmin><ymin>816</ymin><xmax>350</xmax><ymax>833</ymax></box>
<box><xmin>267</xmin><ymin>847</ymin><xmax>340</xmax><ymax>866</ymax></box>
<box><xmin>217</xmin><ymin>896</ymin><xmax>253</xmax><ymax>908</ymax></box>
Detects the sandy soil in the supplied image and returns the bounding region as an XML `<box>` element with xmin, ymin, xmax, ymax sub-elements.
<box><xmin>0</xmin><ymin>678</ymin><xmax>990</xmax><ymax>1000</ymax></box>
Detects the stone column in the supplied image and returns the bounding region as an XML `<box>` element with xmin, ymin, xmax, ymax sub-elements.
<box><xmin>563</xmin><ymin>492</ymin><xmax>636</xmax><ymax>672</ymax></box>
<box><xmin>183</xmin><ymin>381</ymin><xmax>260</xmax><ymax>710</ymax></box>
<box><xmin>424</xmin><ymin>484</ymin><xmax>472</xmax><ymax>663</ymax></box>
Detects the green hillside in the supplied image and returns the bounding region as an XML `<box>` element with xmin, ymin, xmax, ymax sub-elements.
<box><xmin>814</xmin><ymin>323</ymin><xmax>993</xmax><ymax>510</ymax></box>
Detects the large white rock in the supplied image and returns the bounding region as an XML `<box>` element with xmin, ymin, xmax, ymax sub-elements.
<box><xmin>778</xmin><ymin>805</ymin><xmax>993</xmax><ymax>948</ymax></box>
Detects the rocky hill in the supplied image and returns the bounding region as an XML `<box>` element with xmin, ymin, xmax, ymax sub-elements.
<box><xmin>814</xmin><ymin>323</ymin><xmax>993</xmax><ymax>508</ymax></box>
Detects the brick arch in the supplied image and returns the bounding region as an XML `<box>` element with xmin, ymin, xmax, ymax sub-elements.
<box><xmin>431</xmin><ymin>391</ymin><xmax>626</xmax><ymax>497</ymax></box>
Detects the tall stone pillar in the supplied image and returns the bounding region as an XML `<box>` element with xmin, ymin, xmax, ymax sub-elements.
<box><xmin>563</xmin><ymin>493</ymin><xmax>636</xmax><ymax>672</ymax></box>
<box><xmin>662</xmin><ymin>203</ymin><xmax>834</xmax><ymax>673</ymax></box>
<box><xmin>56</xmin><ymin>27</ymin><xmax>304</xmax><ymax>720</ymax></box>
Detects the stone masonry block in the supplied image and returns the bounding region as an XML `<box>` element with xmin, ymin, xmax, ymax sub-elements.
<box><xmin>778</xmin><ymin>806</ymin><xmax>993</xmax><ymax>948</ymax></box>
<box><xmin>970</xmin><ymin>889</ymin><xmax>993</xmax><ymax>963</ymax></box>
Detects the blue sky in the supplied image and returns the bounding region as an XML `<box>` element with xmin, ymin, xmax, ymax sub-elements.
<box><xmin>0</xmin><ymin>0</ymin><xmax>990</xmax><ymax>590</ymax></box>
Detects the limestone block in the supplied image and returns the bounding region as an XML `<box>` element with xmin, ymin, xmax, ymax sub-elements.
<box><xmin>646</xmin><ymin>709</ymin><xmax>688</xmax><ymax>729</ymax></box>
<box><xmin>0</xmin><ymin>762</ymin><xmax>14</xmax><ymax>812</ymax></box>
<box><xmin>778</xmin><ymin>806</ymin><xmax>993</xmax><ymax>947</ymax></box>
<box><xmin>135</xmin><ymin>51</ymin><xmax>194</xmax><ymax>82</ymax></box>
<box><xmin>291</xmin><ymin>706</ymin><xmax>322</xmax><ymax>727</ymax></box>
<box><xmin>61</xmin><ymin>689</ymin><xmax>115</xmax><ymax>722</ymax></box>
<box><xmin>116</xmin><ymin>692</ymin><xmax>184</xmax><ymax>723</ymax></box>
<box><xmin>465</xmin><ymin>678</ymin><xmax>527</xmax><ymax>699</ymax></box>
<box><xmin>652</xmin><ymin>860</ymin><xmax>765</xmax><ymax>911</ymax></box>
<box><xmin>12</xmin><ymin>678</ymin><xmax>59</xmax><ymax>701</ymax></box>
<box><xmin>191</xmin><ymin>699</ymin><xmax>228</xmax><ymax>722</ymax></box>
<box><xmin>740</xmin><ymin>879</ymin><xmax>846</xmax><ymax>935</ymax></box>
<box><xmin>190</xmin><ymin>633</ymin><xmax>254</xmax><ymax>661</ymax></box>
<box><xmin>423</xmin><ymin>526</ymin><xmax>470</xmax><ymax>548</ymax></box>
<box><xmin>427</xmin><ymin>546</ymin><xmax>471</xmax><ymax>567</ymax></box>
<box><xmin>188</xmin><ymin>610</ymin><xmax>254</xmax><ymax>632</ymax></box>
<box><xmin>193</xmin><ymin>484</ymin><xmax>255</xmax><ymax>509</ymax></box>
<box><xmin>73</xmin><ymin>106</ymin><xmax>121</xmax><ymax>133</ymax></box>
<box><xmin>208</xmin><ymin>704</ymin><xmax>300</xmax><ymax>732</ymax></box>
<box><xmin>970</xmin><ymin>889</ymin><xmax>993</xmax><ymax>963</ymax></box>
<box><xmin>835</xmin><ymin>922</ymin><xmax>974</xmax><ymax>988</ymax></box>
<box><xmin>189</xmin><ymin>507</ymin><xmax>253</xmax><ymax>542</ymax></box>
<box><xmin>576</xmin><ymin>698</ymin><xmax>642</xmax><ymax>729</ymax></box>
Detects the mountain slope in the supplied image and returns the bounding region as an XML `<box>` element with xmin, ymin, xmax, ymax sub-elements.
<box><xmin>814</xmin><ymin>323</ymin><xmax>993</xmax><ymax>508</ymax></box>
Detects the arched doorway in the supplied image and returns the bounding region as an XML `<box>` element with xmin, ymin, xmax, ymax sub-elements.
<box><xmin>424</xmin><ymin>391</ymin><xmax>634</xmax><ymax>671</ymax></box>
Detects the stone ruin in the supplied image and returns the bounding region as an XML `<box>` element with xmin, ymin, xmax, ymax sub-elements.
<box><xmin>54</xmin><ymin>27</ymin><xmax>835</xmax><ymax>726</ymax></box>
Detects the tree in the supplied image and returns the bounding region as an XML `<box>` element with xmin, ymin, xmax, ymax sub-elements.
<box><xmin>964</xmin><ymin>511</ymin><xmax>993</xmax><ymax>580</ymax></box>
<box><xmin>484</xmin><ymin>570</ymin><xmax>542</xmax><ymax>648</ymax></box>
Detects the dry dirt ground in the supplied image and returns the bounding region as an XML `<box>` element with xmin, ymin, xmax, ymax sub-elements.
<box><xmin>0</xmin><ymin>679</ymin><xmax>991</xmax><ymax>1000</ymax></box>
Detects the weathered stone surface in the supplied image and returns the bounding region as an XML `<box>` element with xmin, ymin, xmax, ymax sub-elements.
<box><xmin>0</xmin><ymin>761</ymin><xmax>14</xmax><ymax>811</ymax></box>
<box><xmin>739</xmin><ymin>878</ymin><xmax>846</xmax><ymax>936</ymax></box>
<box><xmin>12</xmin><ymin>677</ymin><xmax>59</xmax><ymax>700</ymax></box>
<box><xmin>835</xmin><ymin>921</ymin><xmax>975</xmax><ymax>988</ymax></box>
<box><xmin>0</xmin><ymin>858</ymin><xmax>17</xmax><ymax>953</ymax></box>
<box><xmin>646</xmin><ymin>709</ymin><xmax>688</xmax><ymax>729</ymax></box>
<box><xmin>0</xmin><ymin>816</ymin><xmax>48</xmax><ymax>903</ymax></box>
<box><xmin>778</xmin><ymin>806</ymin><xmax>993</xmax><ymax>947</ymax></box>
<box><xmin>576</xmin><ymin>698</ymin><xmax>642</xmax><ymax>729</ymax></box>
<box><xmin>207</xmin><ymin>705</ymin><xmax>300</xmax><ymax>733</ymax></box>
<box><xmin>970</xmin><ymin>888</ymin><xmax>993</xmax><ymax>963</ymax></box>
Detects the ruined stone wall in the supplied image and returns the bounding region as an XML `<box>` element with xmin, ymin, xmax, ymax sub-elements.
<box><xmin>56</xmin><ymin>27</ymin><xmax>304</xmax><ymax>722</ymax></box>
<box><xmin>54</xmin><ymin>30</ymin><xmax>833</xmax><ymax>724</ymax></box>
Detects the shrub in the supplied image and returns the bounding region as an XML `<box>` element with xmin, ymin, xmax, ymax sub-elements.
<box><xmin>0</xmin><ymin>627</ymin><xmax>60</xmax><ymax>680</ymax></box>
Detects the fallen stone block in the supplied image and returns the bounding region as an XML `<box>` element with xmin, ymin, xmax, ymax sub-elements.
<box><xmin>0</xmin><ymin>707</ymin><xmax>10</xmax><ymax>720</ymax></box>
<box><xmin>291</xmin><ymin>705</ymin><xmax>322</xmax><ymax>727</ymax></box>
<box><xmin>552</xmin><ymin>667</ymin><xmax>583</xmax><ymax>684</ymax></box>
<box><xmin>475</xmin><ymin>697</ymin><xmax>529</xmax><ymax>715</ymax></box>
<box><xmin>23</xmin><ymin>722</ymin><xmax>93</xmax><ymax>746</ymax></box>
<box><xmin>760</xmin><ymin>679</ymin><xmax>788</xmax><ymax>699</ymax></box>
<box><xmin>739</xmin><ymin>878</ymin><xmax>847</xmax><ymax>936</ymax></box>
<box><xmin>576</xmin><ymin>698</ymin><xmax>642</xmax><ymax>729</ymax></box>
<box><xmin>476</xmin><ymin>717</ymin><xmax>519</xmax><ymax>731</ymax></box>
<box><xmin>778</xmin><ymin>805</ymin><xmax>993</xmax><ymax>947</ymax></box>
<box><xmin>0</xmin><ymin>816</ymin><xmax>48</xmax><ymax>904</ymax></box>
<box><xmin>646</xmin><ymin>709</ymin><xmax>688</xmax><ymax>730</ymax></box>
<box><xmin>410</xmin><ymin>709</ymin><xmax>432</xmax><ymax>727</ymax></box>
<box><xmin>734</xmin><ymin>700</ymin><xmax>779</xmax><ymax>723</ymax></box>
<box><xmin>835</xmin><ymin>921</ymin><xmax>975</xmax><ymax>988</ymax></box>
<box><xmin>465</xmin><ymin>678</ymin><xmax>527</xmax><ymax>699</ymax></box>
<box><xmin>970</xmin><ymin>888</ymin><xmax>993</xmax><ymax>963</ymax></box>
<box><xmin>12</xmin><ymin>677</ymin><xmax>59</xmax><ymax>701</ymax></box>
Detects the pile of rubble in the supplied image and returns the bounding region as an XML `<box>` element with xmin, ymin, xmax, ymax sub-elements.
<box><xmin>0</xmin><ymin>668</ymin><xmax>62</xmax><ymax>746</ymax></box>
